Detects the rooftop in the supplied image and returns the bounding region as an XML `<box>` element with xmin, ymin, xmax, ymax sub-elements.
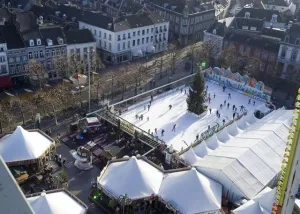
<box><xmin>261</xmin><ymin>27</ymin><xmax>285</xmax><ymax>39</ymax></box>
<box><xmin>40</xmin><ymin>25</ymin><xmax>66</xmax><ymax>46</ymax></box>
<box><xmin>236</xmin><ymin>8</ymin><xmax>284</xmax><ymax>23</ymax></box>
<box><xmin>65</xmin><ymin>29</ymin><xmax>95</xmax><ymax>44</ymax></box>
<box><xmin>0</xmin><ymin>25</ymin><xmax>25</xmax><ymax>49</ymax></box>
<box><xmin>206</xmin><ymin>21</ymin><xmax>227</xmax><ymax>36</ymax></box>
<box><xmin>285</xmin><ymin>22</ymin><xmax>300</xmax><ymax>44</ymax></box>
<box><xmin>261</xmin><ymin>0</ymin><xmax>289</xmax><ymax>7</ymax></box>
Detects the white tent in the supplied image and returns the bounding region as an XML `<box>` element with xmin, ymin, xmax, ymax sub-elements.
<box><xmin>98</xmin><ymin>156</ymin><xmax>164</xmax><ymax>199</ymax></box>
<box><xmin>245</xmin><ymin>113</ymin><xmax>258</xmax><ymax>125</ymax></box>
<box><xmin>159</xmin><ymin>168</ymin><xmax>222</xmax><ymax>214</ymax></box>
<box><xmin>193</xmin><ymin>141</ymin><xmax>212</xmax><ymax>158</ymax></box>
<box><xmin>227</xmin><ymin>122</ymin><xmax>242</xmax><ymax>136</ymax></box>
<box><xmin>180</xmin><ymin>147</ymin><xmax>202</xmax><ymax>165</ymax></box>
<box><xmin>69</xmin><ymin>73</ymin><xmax>87</xmax><ymax>86</ymax></box>
<box><xmin>236</xmin><ymin>116</ymin><xmax>249</xmax><ymax>130</ymax></box>
<box><xmin>195</xmin><ymin>110</ymin><xmax>292</xmax><ymax>201</ymax></box>
<box><xmin>0</xmin><ymin>126</ymin><xmax>54</xmax><ymax>163</ymax></box>
<box><xmin>217</xmin><ymin>128</ymin><xmax>232</xmax><ymax>143</ymax></box>
<box><xmin>233</xmin><ymin>187</ymin><xmax>275</xmax><ymax>214</ymax></box>
<box><xmin>206</xmin><ymin>134</ymin><xmax>222</xmax><ymax>150</ymax></box>
<box><xmin>27</xmin><ymin>191</ymin><xmax>87</xmax><ymax>214</ymax></box>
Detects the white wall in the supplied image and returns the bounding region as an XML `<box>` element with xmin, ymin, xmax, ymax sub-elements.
<box><xmin>78</xmin><ymin>20</ymin><xmax>169</xmax><ymax>55</ymax></box>
<box><xmin>67</xmin><ymin>42</ymin><xmax>97</xmax><ymax>60</ymax></box>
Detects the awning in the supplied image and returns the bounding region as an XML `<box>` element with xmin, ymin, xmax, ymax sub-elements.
<box><xmin>132</xmin><ymin>49</ymin><xmax>143</xmax><ymax>57</ymax></box>
<box><xmin>146</xmin><ymin>46</ymin><xmax>155</xmax><ymax>53</ymax></box>
<box><xmin>0</xmin><ymin>76</ymin><xmax>12</xmax><ymax>87</ymax></box>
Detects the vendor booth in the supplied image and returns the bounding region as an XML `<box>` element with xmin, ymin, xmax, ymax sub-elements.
<box><xmin>70</xmin><ymin>73</ymin><xmax>87</xmax><ymax>86</ymax></box>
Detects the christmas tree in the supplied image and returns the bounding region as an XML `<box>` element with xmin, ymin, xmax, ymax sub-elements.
<box><xmin>186</xmin><ymin>70</ymin><xmax>206</xmax><ymax>115</ymax></box>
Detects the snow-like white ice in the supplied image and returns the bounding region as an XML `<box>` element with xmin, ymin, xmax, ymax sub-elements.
<box><xmin>121</xmin><ymin>81</ymin><xmax>265</xmax><ymax>151</ymax></box>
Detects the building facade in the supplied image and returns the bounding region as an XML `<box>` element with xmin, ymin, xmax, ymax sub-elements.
<box><xmin>79</xmin><ymin>12</ymin><xmax>169</xmax><ymax>64</ymax></box>
<box><xmin>150</xmin><ymin>0</ymin><xmax>215</xmax><ymax>45</ymax></box>
<box><xmin>0</xmin><ymin>39</ymin><xmax>9</xmax><ymax>76</ymax></box>
<box><xmin>261</xmin><ymin>0</ymin><xmax>296</xmax><ymax>15</ymax></box>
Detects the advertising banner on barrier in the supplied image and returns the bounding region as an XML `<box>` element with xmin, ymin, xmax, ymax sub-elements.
<box><xmin>205</xmin><ymin>67</ymin><xmax>272</xmax><ymax>101</ymax></box>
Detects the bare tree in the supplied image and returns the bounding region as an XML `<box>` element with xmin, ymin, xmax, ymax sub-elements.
<box><xmin>53</xmin><ymin>56</ymin><xmax>69</xmax><ymax>78</ymax></box>
<box><xmin>28</xmin><ymin>59</ymin><xmax>48</xmax><ymax>88</ymax></box>
<box><xmin>187</xmin><ymin>44</ymin><xmax>201</xmax><ymax>73</ymax></box>
<box><xmin>169</xmin><ymin>48</ymin><xmax>180</xmax><ymax>75</ymax></box>
<box><xmin>9</xmin><ymin>97</ymin><xmax>35</xmax><ymax>125</ymax></box>
<box><xmin>0</xmin><ymin>101</ymin><xmax>13</xmax><ymax>133</ymax></box>
<box><xmin>216</xmin><ymin>45</ymin><xmax>237</xmax><ymax>68</ymax></box>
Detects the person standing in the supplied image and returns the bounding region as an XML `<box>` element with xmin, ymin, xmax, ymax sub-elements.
<box><xmin>169</xmin><ymin>104</ymin><xmax>172</xmax><ymax>110</ymax></box>
<box><xmin>148</xmin><ymin>105</ymin><xmax>150</xmax><ymax>111</ymax></box>
<box><xmin>155</xmin><ymin>128</ymin><xmax>157</xmax><ymax>134</ymax></box>
<box><xmin>161</xmin><ymin>129</ymin><xmax>165</xmax><ymax>136</ymax></box>
<box><xmin>228</xmin><ymin>93</ymin><xmax>231</xmax><ymax>99</ymax></box>
<box><xmin>209</xmin><ymin>108</ymin><xmax>212</xmax><ymax>114</ymax></box>
<box><xmin>253</xmin><ymin>100</ymin><xmax>255</xmax><ymax>106</ymax></box>
<box><xmin>172</xmin><ymin>124</ymin><xmax>176</xmax><ymax>132</ymax></box>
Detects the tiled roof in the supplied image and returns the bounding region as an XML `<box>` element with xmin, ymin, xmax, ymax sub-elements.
<box><xmin>261</xmin><ymin>27</ymin><xmax>285</xmax><ymax>39</ymax></box>
<box><xmin>236</xmin><ymin>8</ymin><xmax>284</xmax><ymax>23</ymax></box>
<box><xmin>0</xmin><ymin>25</ymin><xmax>25</xmax><ymax>49</ymax></box>
<box><xmin>65</xmin><ymin>29</ymin><xmax>95</xmax><ymax>44</ymax></box>
<box><xmin>40</xmin><ymin>25</ymin><xmax>66</xmax><ymax>46</ymax></box>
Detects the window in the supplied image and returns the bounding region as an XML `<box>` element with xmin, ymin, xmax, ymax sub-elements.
<box><xmin>98</xmin><ymin>31</ymin><xmax>101</xmax><ymax>37</ymax></box>
<box><xmin>104</xmin><ymin>41</ymin><xmax>107</xmax><ymax>49</ymax></box>
<box><xmin>142</xmin><ymin>38</ymin><xmax>144</xmax><ymax>44</ymax></box>
<box><xmin>39</xmin><ymin>50</ymin><xmax>44</xmax><ymax>57</ymax></box>
<box><xmin>34</xmin><ymin>51</ymin><xmax>39</xmax><ymax>58</ymax></box>
<box><xmin>285</xmin><ymin>36</ymin><xmax>290</xmax><ymax>43</ymax></box>
<box><xmin>296</xmin><ymin>39</ymin><xmax>300</xmax><ymax>46</ymax></box>
<box><xmin>118</xmin><ymin>35</ymin><xmax>121</xmax><ymax>41</ymax></box>
<box><xmin>128</xmin><ymin>41</ymin><xmax>130</xmax><ymax>48</ymax></box>
<box><xmin>156</xmin><ymin>27</ymin><xmax>158</xmax><ymax>33</ymax></box>
<box><xmin>160</xmin><ymin>26</ymin><xmax>162</xmax><ymax>32</ymax></box>
<box><xmin>146</xmin><ymin>37</ymin><xmax>149</xmax><ymax>43</ymax></box>
<box><xmin>94</xmin><ymin>29</ymin><xmax>96</xmax><ymax>36</ymax></box>
<box><xmin>151</xmin><ymin>28</ymin><xmax>153</xmax><ymax>33</ymax></box>
<box><xmin>123</xmin><ymin>34</ymin><xmax>126</xmax><ymax>40</ymax></box>
<box><xmin>9</xmin><ymin>57</ymin><xmax>14</xmax><ymax>63</ymax></box>
<box><xmin>123</xmin><ymin>42</ymin><xmax>125</xmax><ymax>50</ymax></box>
<box><xmin>16</xmin><ymin>56</ymin><xmax>20</xmax><ymax>62</ymax></box>
<box><xmin>281</xmin><ymin>48</ymin><xmax>286</xmax><ymax>59</ymax></box>
<box><xmin>128</xmin><ymin>33</ymin><xmax>131</xmax><ymax>38</ymax></box>
<box><xmin>52</xmin><ymin>49</ymin><xmax>55</xmax><ymax>56</ymax></box>
<box><xmin>132</xmin><ymin>40</ymin><xmax>135</xmax><ymax>46</ymax></box>
<box><xmin>28</xmin><ymin>52</ymin><xmax>33</xmax><ymax>59</ymax></box>
<box><xmin>118</xmin><ymin>43</ymin><xmax>120</xmax><ymax>51</ymax></box>
<box><xmin>104</xmin><ymin>33</ymin><xmax>107</xmax><ymax>39</ymax></box>
<box><xmin>36</xmin><ymin>39</ymin><xmax>41</xmax><ymax>45</ymax></box>
<box><xmin>259</xmin><ymin>63</ymin><xmax>265</xmax><ymax>71</ymax></box>
<box><xmin>29</xmin><ymin>39</ymin><xmax>34</xmax><ymax>46</ymax></box>
<box><xmin>133</xmin><ymin>32</ymin><xmax>136</xmax><ymax>37</ymax></box>
<box><xmin>137</xmin><ymin>31</ymin><xmax>140</xmax><ymax>36</ymax></box>
<box><xmin>23</xmin><ymin>55</ymin><xmax>27</xmax><ymax>61</ymax></box>
<box><xmin>46</xmin><ymin>50</ymin><xmax>50</xmax><ymax>57</ymax></box>
<box><xmin>291</xmin><ymin>49</ymin><xmax>297</xmax><ymax>61</ymax></box>
<box><xmin>137</xmin><ymin>39</ymin><xmax>140</xmax><ymax>45</ymax></box>
<box><xmin>268</xmin><ymin>54</ymin><xmax>275</xmax><ymax>62</ymax></box>
<box><xmin>109</xmin><ymin>34</ymin><xmax>112</xmax><ymax>41</ymax></box>
<box><xmin>56</xmin><ymin>48</ymin><xmax>60</xmax><ymax>56</ymax></box>
<box><xmin>109</xmin><ymin>43</ymin><xmax>111</xmax><ymax>50</ymax></box>
<box><xmin>151</xmin><ymin>36</ymin><xmax>153</xmax><ymax>42</ymax></box>
<box><xmin>10</xmin><ymin>65</ymin><xmax>15</xmax><ymax>74</ymax></box>
<box><xmin>61</xmin><ymin>48</ymin><xmax>66</xmax><ymax>55</ymax></box>
<box><xmin>142</xmin><ymin>30</ymin><xmax>145</xmax><ymax>35</ymax></box>
<box><xmin>147</xmin><ymin>29</ymin><xmax>149</xmax><ymax>34</ymax></box>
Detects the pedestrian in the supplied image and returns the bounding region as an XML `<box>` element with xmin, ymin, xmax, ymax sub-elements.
<box><xmin>208</xmin><ymin>97</ymin><xmax>211</xmax><ymax>103</ymax></box>
<box><xmin>148</xmin><ymin>105</ymin><xmax>150</xmax><ymax>111</ymax></box>
<box><xmin>161</xmin><ymin>129</ymin><xmax>165</xmax><ymax>137</ymax></box>
<box><xmin>232</xmin><ymin>105</ymin><xmax>235</xmax><ymax>111</ymax></box>
<box><xmin>148</xmin><ymin>129</ymin><xmax>150</xmax><ymax>133</ymax></box>
<box><xmin>228</xmin><ymin>93</ymin><xmax>231</xmax><ymax>99</ymax></box>
<box><xmin>209</xmin><ymin>108</ymin><xmax>212</xmax><ymax>114</ymax></box>
<box><xmin>248</xmin><ymin>99</ymin><xmax>251</xmax><ymax>104</ymax></box>
<box><xmin>151</xmin><ymin>95</ymin><xmax>153</xmax><ymax>101</ymax></box>
<box><xmin>149</xmin><ymin>100</ymin><xmax>152</xmax><ymax>105</ymax></box>
<box><xmin>172</xmin><ymin>124</ymin><xmax>176</xmax><ymax>132</ymax></box>
<box><xmin>185</xmin><ymin>90</ymin><xmax>186</xmax><ymax>94</ymax></box>
<box><xmin>196</xmin><ymin>134</ymin><xmax>199</xmax><ymax>140</ymax></box>
<box><xmin>119</xmin><ymin>109</ymin><xmax>122</xmax><ymax>115</ymax></box>
<box><xmin>227</xmin><ymin>103</ymin><xmax>230</xmax><ymax>109</ymax></box>
<box><xmin>253</xmin><ymin>100</ymin><xmax>255</xmax><ymax>106</ymax></box>
<box><xmin>216</xmin><ymin>110</ymin><xmax>219</xmax><ymax>116</ymax></box>
<box><xmin>220</xmin><ymin>104</ymin><xmax>223</xmax><ymax>109</ymax></box>
<box><xmin>136</xmin><ymin>114</ymin><xmax>139</xmax><ymax>119</ymax></box>
<box><xmin>155</xmin><ymin>128</ymin><xmax>157</xmax><ymax>134</ymax></box>
<box><xmin>222</xmin><ymin>119</ymin><xmax>225</xmax><ymax>126</ymax></box>
<box><xmin>214</xmin><ymin>93</ymin><xmax>216</xmax><ymax>98</ymax></box>
<box><xmin>147</xmin><ymin>116</ymin><xmax>149</xmax><ymax>121</ymax></box>
<box><xmin>224</xmin><ymin>100</ymin><xmax>226</xmax><ymax>105</ymax></box>
<box><xmin>208</xmin><ymin>125</ymin><xmax>210</xmax><ymax>130</ymax></box>
<box><xmin>181</xmin><ymin>88</ymin><xmax>183</xmax><ymax>93</ymax></box>
<box><xmin>223</xmin><ymin>86</ymin><xmax>226</xmax><ymax>92</ymax></box>
<box><xmin>169</xmin><ymin>104</ymin><xmax>172</xmax><ymax>110</ymax></box>
<box><xmin>144</xmin><ymin>105</ymin><xmax>146</xmax><ymax>110</ymax></box>
<box><xmin>240</xmin><ymin>105</ymin><xmax>244</xmax><ymax>111</ymax></box>
<box><xmin>141</xmin><ymin>114</ymin><xmax>144</xmax><ymax>120</ymax></box>
<box><xmin>233</xmin><ymin>112</ymin><xmax>236</xmax><ymax>119</ymax></box>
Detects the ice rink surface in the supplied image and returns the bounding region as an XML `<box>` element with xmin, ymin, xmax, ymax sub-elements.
<box><xmin>121</xmin><ymin>81</ymin><xmax>265</xmax><ymax>151</ymax></box>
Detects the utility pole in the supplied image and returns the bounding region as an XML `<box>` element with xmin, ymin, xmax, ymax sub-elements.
<box><xmin>87</xmin><ymin>50</ymin><xmax>92</xmax><ymax>113</ymax></box>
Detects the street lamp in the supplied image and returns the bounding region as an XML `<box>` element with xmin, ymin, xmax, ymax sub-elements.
<box><xmin>86</xmin><ymin>50</ymin><xmax>94</xmax><ymax>113</ymax></box>
<box><xmin>118</xmin><ymin>194</ymin><xmax>132</xmax><ymax>214</ymax></box>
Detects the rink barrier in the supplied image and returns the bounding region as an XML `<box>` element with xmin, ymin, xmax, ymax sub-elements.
<box><xmin>177</xmin><ymin>111</ymin><xmax>247</xmax><ymax>156</ymax></box>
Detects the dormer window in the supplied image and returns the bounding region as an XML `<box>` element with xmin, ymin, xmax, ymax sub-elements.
<box><xmin>285</xmin><ymin>36</ymin><xmax>290</xmax><ymax>43</ymax></box>
<box><xmin>245</xmin><ymin>12</ymin><xmax>250</xmax><ymax>18</ymax></box>
<box><xmin>57</xmin><ymin>37</ymin><xmax>63</xmax><ymax>45</ymax></box>
<box><xmin>29</xmin><ymin>39</ymin><xmax>34</xmax><ymax>46</ymax></box>
<box><xmin>36</xmin><ymin>39</ymin><xmax>41</xmax><ymax>45</ymax></box>
<box><xmin>47</xmin><ymin>38</ymin><xmax>53</xmax><ymax>46</ymax></box>
<box><xmin>272</xmin><ymin>14</ymin><xmax>277</xmax><ymax>22</ymax></box>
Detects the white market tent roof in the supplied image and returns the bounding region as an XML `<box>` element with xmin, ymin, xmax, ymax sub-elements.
<box><xmin>193</xmin><ymin>141</ymin><xmax>212</xmax><ymax>158</ymax></box>
<box><xmin>0</xmin><ymin>126</ymin><xmax>54</xmax><ymax>163</ymax></box>
<box><xmin>159</xmin><ymin>168</ymin><xmax>222</xmax><ymax>214</ymax></box>
<box><xmin>233</xmin><ymin>187</ymin><xmax>276</xmax><ymax>214</ymax></box>
<box><xmin>194</xmin><ymin>110</ymin><xmax>292</xmax><ymax>201</ymax></box>
<box><xmin>27</xmin><ymin>191</ymin><xmax>87</xmax><ymax>214</ymax></box>
<box><xmin>180</xmin><ymin>147</ymin><xmax>202</xmax><ymax>165</ymax></box>
<box><xmin>98</xmin><ymin>156</ymin><xmax>164</xmax><ymax>200</ymax></box>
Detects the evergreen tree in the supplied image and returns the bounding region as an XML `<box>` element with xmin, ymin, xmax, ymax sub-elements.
<box><xmin>186</xmin><ymin>70</ymin><xmax>206</xmax><ymax>115</ymax></box>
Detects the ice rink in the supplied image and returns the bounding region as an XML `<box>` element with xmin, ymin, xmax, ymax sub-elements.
<box><xmin>121</xmin><ymin>81</ymin><xmax>265</xmax><ymax>151</ymax></box>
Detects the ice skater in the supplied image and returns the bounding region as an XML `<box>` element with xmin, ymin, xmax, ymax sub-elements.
<box><xmin>151</xmin><ymin>95</ymin><xmax>153</xmax><ymax>101</ymax></box>
<box><xmin>169</xmin><ymin>104</ymin><xmax>172</xmax><ymax>110</ymax></box>
<box><xmin>220</xmin><ymin>104</ymin><xmax>223</xmax><ymax>109</ymax></box>
<box><xmin>172</xmin><ymin>124</ymin><xmax>177</xmax><ymax>132</ymax></box>
<box><xmin>147</xmin><ymin>116</ymin><xmax>149</xmax><ymax>121</ymax></box>
<box><xmin>224</xmin><ymin>100</ymin><xmax>226</xmax><ymax>105</ymax></box>
<box><xmin>228</xmin><ymin>93</ymin><xmax>231</xmax><ymax>99</ymax></box>
<box><xmin>253</xmin><ymin>100</ymin><xmax>255</xmax><ymax>106</ymax></box>
<box><xmin>227</xmin><ymin>103</ymin><xmax>230</xmax><ymax>109</ymax></box>
<box><xmin>216</xmin><ymin>110</ymin><xmax>219</xmax><ymax>116</ymax></box>
<box><xmin>232</xmin><ymin>105</ymin><xmax>235</xmax><ymax>111</ymax></box>
<box><xmin>196</xmin><ymin>134</ymin><xmax>199</xmax><ymax>141</ymax></box>
<box><xmin>148</xmin><ymin>105</ymin><xmax>150</xmax><ymax>111</ymax></box>
<box><xmin>248</xmin><ymin>99</ymin><xmax>251</xmax><ymax>104</ymax></box>
<box><xmin>155</xmin><ymin>128</ymin><xmax>157</xmax><ymax>134</ymax></box>
<box><xmin>240</xmin><ymin>105</ymin><xmax>244</xmax><ymax>111</ymax></box>
<box><xmin>223</xmin><ymin>85</ymin><xmax>226</xmax><ymax>92</ymax></box>
<box><xmin>209</xmin><ymin>108</ymin><xmax>212</xmax><ymax>114</ymax></box>
<box><xmin>148</xmin><ymin>129</ymin><xmax>150</xmax><ymax>133</ymax></box>
<box><xmin>206</xmin><ymin>85</ymin><xmax>208</xmax><ymax>91</ymax></box>
<box><xmin>222</xmin><ymin>119</ymin><xmax>225</xmax><ymax>126</ymax></box>
<box><xmin>161</xmin><ymin>129</ymin><xmax>165</xmax><ymax>137</ymax></box>
<box><xmin>149</xmin><ymin>100</ymin><xmax>152</xmax><ymax>105</ymax></box>
<box><xmin>213</xmin><ymin>93</ymin><xmax>216</xmax><ymax>98</ymax></box>
<box><xmin>218</xmin><ymin>113</ymin><xmax>221</xmax><ymax>118</ymax></box>
<box><xmin>208</xmin><ymin>97</ymin><xmax>211</xmax><ymax>103</ymax></box>
<box><xmin>136</xmin><ymin>114</ymin><xmax>139</xmax><ymax>119</ymax></box>
<box><xmin>233</xmin><ymin>112</ymin><xmax>236</xmax><ymax>119</ymax></box>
